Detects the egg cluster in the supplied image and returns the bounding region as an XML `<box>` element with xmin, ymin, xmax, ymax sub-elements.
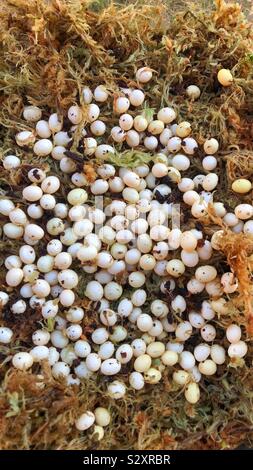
<box><xmin>0</xmin><ymin>66</ymin><xmax>252</xmax><ymax>434</ymax></box>
<box><xmin>75</xmin><ymin>407</ymin><xmax>111</xmax><ymax>441</ymax></box>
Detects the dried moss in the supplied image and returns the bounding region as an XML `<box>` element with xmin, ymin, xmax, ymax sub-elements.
<box><xmin>226</xmin><ymin>149</ymin><xmax>253</xmax><ymax>181</ymax></box>
<box><xmin>0</xmin><ymin>360</ymin><xmax>253</xmax><ymax>450</ymax></box>
<box><xmin>0</xmin><ymin>0</ymin><xmax>252</xmax><ymax>147</ymax></box>
<box><xmin>205</xmin><ymin>206</ymin><xmax>253</xmax><ymax>333</ymax></box>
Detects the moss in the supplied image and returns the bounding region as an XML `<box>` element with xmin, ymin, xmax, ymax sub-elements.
<box><xmin>0</xmin><ymin>361</ymin><xmax>252</xmax><ymax>449</ymax></box>
<box><xmin>103</xmin><ymin>149</ymin><xmax>153</xmax><ymax>168</ymax></box>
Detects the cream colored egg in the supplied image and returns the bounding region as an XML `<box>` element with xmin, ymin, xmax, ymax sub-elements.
<box><xmin>232</xmin><ymin>179</ymin><xmax>252</xmax><ymax>194</ymax></box>
<box><xmin>217</xmin><ymin>68</ymin><xmax>233</xmax><ymax>87</ymax></box>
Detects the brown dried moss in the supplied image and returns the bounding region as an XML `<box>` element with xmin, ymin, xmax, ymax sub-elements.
<box><xmin>205</xmin><ymin>206</ymin><xmax>253</xmax><ymax>334</ymax></box>
<box><xmin>226</xmin><ymin>149</ymin><xmax>253</xmax><ymax>181</ymax></box>
<box><xmin>0</xmin><ymin>361</ymin><xmax>253</xmax><ymax>450</ymax></box>
<box><xmin>0</xmin><ymin>0</ymin><xmax>252</xmax><ymax>147</ymax></box>
<box><xmin>216</xmin><ymin>230</ymin><xmax>253</xmax><ymax>333</ymax></box>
